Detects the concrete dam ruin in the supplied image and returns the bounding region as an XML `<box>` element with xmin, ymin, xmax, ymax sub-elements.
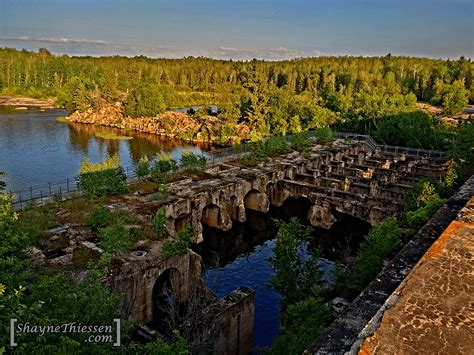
<box><xmin>30</xmin><ymin>137</ymin><xmax>449</xmax><ymax>354</ymax></box>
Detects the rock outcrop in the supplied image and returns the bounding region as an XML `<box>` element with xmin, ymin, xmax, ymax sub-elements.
<box><xmin>67</xmin><ymin>102</ymin><xmax>252</xmax><ymax>144</ymax></box>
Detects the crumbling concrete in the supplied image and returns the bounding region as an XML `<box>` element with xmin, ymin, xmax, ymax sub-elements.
<box><xmin>305</xmin><ymin>175</ymin><xmax>474</xmax><ymax>354</ymax></box>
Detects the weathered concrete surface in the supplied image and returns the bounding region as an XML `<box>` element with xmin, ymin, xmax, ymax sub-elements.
<box><xmin>110</xmin><ymin>246</ymin><xmax>202</xmax><ymax>324</ymax></box>
<box><xmin>186</xmin><ymin>287</ymin><xmax>256</xmax><ymax>355</ymax></box>
<box><xmin>358</xmin><ymin>198</ymin><xmax>474</xmax><ymax>355</ymax></box>
<box><xmin>306</xmin><ymin>175</ymin><xmax>474</xmax><ymax>354</ymax></box>
<box><xmin>138</xmin><ymin>141</ymin><xmax>447</xmax><ymax>244</ymax></box>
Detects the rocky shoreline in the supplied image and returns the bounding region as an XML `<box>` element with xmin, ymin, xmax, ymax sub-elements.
<box><xmin>67</xmin><ymin>102</ymin><xmax>252</xmax><ymax>145</ymax></box>
<box><xmin>0</xmin><ymin>96</ymin><xmax>56</xmax><ymax>109</ymax></box>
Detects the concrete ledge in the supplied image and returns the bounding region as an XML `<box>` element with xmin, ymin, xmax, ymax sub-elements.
<box><xmin>306</xmin><ymin>175</ymin><xmax>474</xmax><ymax>354</ymax></box>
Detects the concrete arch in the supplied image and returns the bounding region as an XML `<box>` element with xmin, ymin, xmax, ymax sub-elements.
<box><xmin>243</xmin><ymin>189</ymin><xmax>270</xmax><ymax>213</ymax></box>
<box><xmin>201</xmin><ymin>203</ymin><xmax>232</xmax><ymax>231</ymax></box>
<box><xmin>152</xmin><ymin>267</ymin><xmax>181</xmax><ymax>332</ymax></box>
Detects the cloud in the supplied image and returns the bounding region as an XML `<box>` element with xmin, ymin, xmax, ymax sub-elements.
<box><xmin>214</xmin><ymin>46</ymin><xmax>318</xmax><ymax>60</ymax></box>
<box><xmin>0</xmin><ymin>36</ymin><xmax>113</xmax><ymax>45</ymax></box>
<box><xmin>0</xmin><ymin>36</ymin><xmax>321</xmax><ymax>60</ymax></box>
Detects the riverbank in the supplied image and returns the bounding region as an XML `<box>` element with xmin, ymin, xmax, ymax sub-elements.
<box><xmin>0</xmin><ymin>95</ymin><xmax>55</xmax><ymax>109</ymax></box>
<box><xmin>67</xmin><ymin>102</ymin><xmax>252</xmax><ymax>145</ymax></box>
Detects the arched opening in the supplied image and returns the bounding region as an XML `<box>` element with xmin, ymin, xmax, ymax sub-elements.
<box><xmin>272</xmin><ymin>196</ymin><xmax>313</xmax><ymax>222</ymax></box>
<box><xmin>175</xmin><ymin>213</ymin><xmax>190</xmax><ymax>234</ymax></box>
<box><xmin>152</xmin><ymin>268</ymin><xmax>180</xmax><ymax>335</ymax></box>
<box><xmin>309</xmin><ymin>212</ymin><xmax>371</xmax><ymax>260</ymax></box>
<box><xmin>243</xmin><ymin>189</ymin><xmax>269</xmax><ymax>213</ymax></box>
<box><xmin>201</xmin><ymin>204</ymin><xmax>226</xmax><ymax>229</ymax></box>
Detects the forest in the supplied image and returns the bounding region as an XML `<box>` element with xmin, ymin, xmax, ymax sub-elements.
<box><xmin>0</xmin><ymin>47</ymin><xmax>472</xmax><ymax>175</ymax></box>
<box><xmin>0</xmin><ymin>47</ymin><xmax>472</xmax><ymax>116</ymax></box>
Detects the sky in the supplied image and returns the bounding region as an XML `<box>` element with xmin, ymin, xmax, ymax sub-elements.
<box><xmin>0</xmin><ymin>0</ymin><xmax>473</xmax><ymax>60</ymax></box>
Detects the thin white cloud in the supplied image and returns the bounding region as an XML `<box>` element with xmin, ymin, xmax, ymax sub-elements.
<box><xmin>0</xmin><ymin>36</ymin><xmax>321</xmax><ymax>60</ymax></box>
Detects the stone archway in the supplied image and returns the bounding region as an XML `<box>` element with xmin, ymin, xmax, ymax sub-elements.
<box><xmin>243</xmin><ymin>189</ymin><xmax>270</xmax><ymax>213</ymax></box>
<box><xmin>201</xmin><ymin>204</ymin><xmax>232</xmax><ymax>231</ymax></box>
<box><xmin>152</xmin><ymin>268</ymin><xmax>181</xmax><ymax>334</ymax></box>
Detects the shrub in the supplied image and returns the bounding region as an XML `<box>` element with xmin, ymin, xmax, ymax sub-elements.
<box><xmin>269</xmin><ymin>296</ymin><xmax>331</xmax><ymax>355</ymax></box>
<box><xmin>135</xmin><ymin>155</ymin><xmax>150</xmax><ymax>179</ymax></box>
<box><xmin>180</xmin><ymin>151</ymin><xmax>207</xmax><ymax>171</ymax></box>
<box><xmin>150</xmin><ymin>153</ymin><xmax>178</xmax><ymax>182</ymax></box>
<box><xmin>123</xmin><ymin>81</ymin><xmax>166</xmax><ymax>117</ymax></box>
<box><xmin>153</xmin><ymin>207</ymin><xmax>168</xmax><ymax>238</ymax></box>
<box><xmin>86</xmin><ymin>205</ymin><xmax>112</xmax><ymax>231</ymax></box>
<box><xmin>289</xmin><ymin>131</ymin><xmax>311</xmax><ymax>152</ymax></box>
<box><xmin>260</xmin><ymin>136</ymin><xmax>290</xmax><ymax>157</ymax></box>
<box><xmin>78</xmin><ymin>154</ymin><xmax>127</xmax><ymax>199</ymax></box>
<box><xmin>347</xmin><ymin>217</ymin><xmax>401</xmax><ymax>291</ymax></box>
<box><xmin>162</xmin><ymin>226</ymin><xmax>194</xmax><ymax>258</ymax></box>
<box><xmin>316</xmin><ymin>127</ymin><xmax>334</xmax><ymax>144</ymax></box>
<box><xmin>99</xmin><ymin>222</ymin><xmax>132</xmax><ymax>253</ymax></box>
<box><xmin>405</xmin><ymin>195</ymin><xmax>445</xmax><ymax>229</ymax></box>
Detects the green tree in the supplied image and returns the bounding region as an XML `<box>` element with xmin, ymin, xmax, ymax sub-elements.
<box><xmin>240</xmin><ymin>62</ymin><xmax>269</xmax><ymax>137</ymax></box>
<box><xmin>124</xmin><ymin>81</ymin><xmax>167</xmax><ymax>117</ymax></box>
<box><xmin>441</xmin><ymin>80</ymin><xmax>469</xmax><ymax>115</ymax></box>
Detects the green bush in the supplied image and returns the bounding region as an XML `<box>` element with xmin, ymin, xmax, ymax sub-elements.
<box><xmin>124</xmin><ymin>81</ymin><xmax>166</xmax><ymax>117</ymax></box>
<box><xmin>316</xmin><ymin>127</ymin><xmax>334</xmax><ymax>144</ymax></box>
<box><xmin>268</xmin><ymin>296</ymin><xmax>331</xmax><ymax>355</ymax></box>
<box><xmin>180</xmin><ymin>151</ymin><xmax>207</xmax><ymax>171</ymax></box>
<box><xmin>150</xmin><ymin>153</ymin><xmax>178</xmax><ymax>182</ymax></box>
<box><xmin>153</xmin><ymin>207</ymin><xmax>168</xmax><ymax>238</ymax></box>
<box><xmin>162</xmin><ymin>226</ymin><xmax>194</xmax><ymax>258</ymax></box>
<box><xmin>98</xmin><ymin>222</ymin><xmax>132</xmax><ymax>253</ymax></box>
<box><xmin>135</xmin><ymin>155</ymin><xmax>150</xmax><ymax>179</ymax></box>
<box><xmin>405</xmin><ymin>195</ymin><xmax>445</xmax><ymax>229</ymax></box>
<box><xmin>77</xmin><ymin>154</ymin><xmax>127</xmax><ymax>199</ymax></box>
<box><xmin>289</xmin><ymin>131</ymin><xmax>311</xmax><ymax>152</ymax></box>
<box><xmin>347</xmin><ymin>217</ymin><xmax>401</xmax><ymax>291</ymax></box>
<box><xmin>86</xmin><ymin>205</ymin><xmax>112</xmax><ymax>231</ymax></box>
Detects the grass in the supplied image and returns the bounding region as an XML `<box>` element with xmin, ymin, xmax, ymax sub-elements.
<box><xmin>95</xmin><ymin>131</ymin><xmax>133</xmax><ymax>140</ymax></box>
<box><xmin>73</xmin><ymin>247</ymin><xmax>101</xmax><ymax>268</ymax></box>
<box><xmin>56</xmin><ymin>117</ymin><xmax>69</xmax><ymax>123</ymax></box>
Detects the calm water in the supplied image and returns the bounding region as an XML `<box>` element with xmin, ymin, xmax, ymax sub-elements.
<box><xmin>0</xmin><ymin>106</ymin><xmax>211</xmax><ymax>192</ymax></box>
<box><xmin>198</xmin><ymin>205</ymin><xmax>343</xmax><ymax>351</ymax></box>
<box><xmin>203</xmin><ymin>239</ymin><xmax>334</xmax><ymax>350</ymax></box>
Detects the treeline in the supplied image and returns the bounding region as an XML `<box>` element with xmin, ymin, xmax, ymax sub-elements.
<box><xmin>1</xmin><ymin>48</ymin><xmax>472</xmax><ymax>111</ymax></box>
<box><xmin>0</xmin><ymin>48</ymin><xmax>472</xmax><ymax>149</ymax></box>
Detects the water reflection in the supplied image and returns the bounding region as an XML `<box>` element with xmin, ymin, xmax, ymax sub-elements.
<box><xmin>0</xmin><ymin>107</ymin><xmax>212</xmax><ymax>192</ymax></box>
<box><xmin>198</xmin><ymin>200</ymin><xmax>370</xmax><ymax>350</ymax></box>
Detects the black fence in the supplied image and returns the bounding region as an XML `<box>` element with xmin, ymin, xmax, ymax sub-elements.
<box><xmin>5</xmin><ymin>131</ymin><xmax>446</xmax><ymax>209</ymax></box>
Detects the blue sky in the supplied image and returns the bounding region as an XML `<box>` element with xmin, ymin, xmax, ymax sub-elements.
<box><xmin>0</xmin><ymin>0</ymin><xmax>473</xmax><ymax>59</ymax></box>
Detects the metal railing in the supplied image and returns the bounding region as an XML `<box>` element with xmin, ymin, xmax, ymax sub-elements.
<box><xmin>336</xmin><ymin>132</ymin><xmax>446</xmax><ymax>159</ymax></box>
<box><xmin>4</xmin><ymin>131</ymin><xmax>446</xmax><ymax>209</ymax></box>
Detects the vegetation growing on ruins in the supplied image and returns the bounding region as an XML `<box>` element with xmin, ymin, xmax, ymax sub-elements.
<box><xmin>0</xmin><ymin>190</ymin><xmax>188</xmax><ymax>353</ymax></box>
<box><xmin>162</xmin><ymin>226</ymin><xmax>194</xmax><ymax>258</ymax></box>
<box><xmin>78</xmin><ymin>154</ymin><xmax>128</xmax><ymax>198</ymax></box>
<box><xmin>1</xmin><ymin>47</ymin><xmax>473</xmax><ymax>352</ymax></box>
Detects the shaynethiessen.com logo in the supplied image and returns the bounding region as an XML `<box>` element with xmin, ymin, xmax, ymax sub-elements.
<box><xmin>9</xmin><ymin>319</ymin><xmax>121</xmax><ymax>347</ymax></box>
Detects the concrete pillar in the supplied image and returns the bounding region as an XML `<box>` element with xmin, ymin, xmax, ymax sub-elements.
<box><xmin>307</xmin><ymin>204</ymin><xmax>337</xmax><ymax>230</ymax></box>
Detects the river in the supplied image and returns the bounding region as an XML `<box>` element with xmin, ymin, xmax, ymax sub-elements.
<box><xmin>0</xmin><ymin>106</ymin><xmax>211</xmax><ymax>193</ymax></box>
